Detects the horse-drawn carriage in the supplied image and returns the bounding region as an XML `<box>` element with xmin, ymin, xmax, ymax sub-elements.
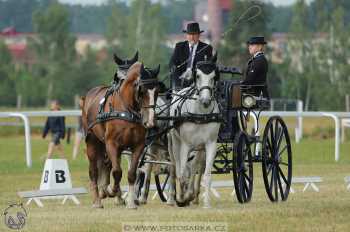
<box><xmin>135</xmin><ymin>62</ymin><xmax>292</xmax><ymax>206</ymax></box>
<box><xmin>83</xmin><ymin>52</ymin><xmax>292</xmax><ymax>209</ymax></box>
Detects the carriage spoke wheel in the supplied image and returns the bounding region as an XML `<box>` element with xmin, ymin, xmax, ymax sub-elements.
<box><xmin>155</xmin><ymin>171</ymin><xmax>171</xmax><ymax>202</ymax></box>
<box><xmin>213</xmin><ymin>145</ymin><xmax>231</xmax><ymax>173</ymax></box>
<box><xmin>262</xmin><ymin>116</ymin><xmax>292</xmax><ymax>202</ymax></box>
<box><xmin>232</xmin><ymin>132</ymin><xmax>253</xmax><ymax>203</ymax></box>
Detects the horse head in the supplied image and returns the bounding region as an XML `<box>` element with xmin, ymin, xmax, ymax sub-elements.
<box><xmin>113</xmin><ymin>51</ymin><xmax>139</xmax><ymax>80</ymax></box>
<box><xmin>194</xmin><ymin>53</ymin><xmax>219</xmax><ymax>108</ymax></box>
<box><xmin>137</xmin><ymin>63</ymin><xmax>161</xmax><ymax>128</ymax></box>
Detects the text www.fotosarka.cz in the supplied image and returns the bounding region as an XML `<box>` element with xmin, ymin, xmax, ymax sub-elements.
<box><xmin>122</xmin><ymin>222</ymin><xmax>228</xmax><ymax>232</ymax></box>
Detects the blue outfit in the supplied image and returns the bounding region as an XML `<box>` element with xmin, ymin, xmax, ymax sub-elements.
<box><xmin>42</xmin><ymin>116</ymin><xmax>65</xmax><ymax>145</ymax></box>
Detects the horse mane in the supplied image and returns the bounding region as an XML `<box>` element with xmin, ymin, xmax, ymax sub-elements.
<box><xmin>115</xmin><ymin>62</ymin><xmax>142</xmax><ymax>108</ymax></box>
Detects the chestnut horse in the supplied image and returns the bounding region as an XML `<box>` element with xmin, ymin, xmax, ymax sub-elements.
<box><xmin>82</xmin><ymin>62</ymin><xmax>160</xmax><ymax>209</ymax></box>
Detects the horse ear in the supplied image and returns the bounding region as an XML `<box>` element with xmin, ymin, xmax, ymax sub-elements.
<box><xmin>131</xmin><ymin>51</ymin><xmax>138</xmax><ymax>63</ymax></box>
<box><xmin>211</xmin><ymin>52</ymin><xmax>218</xmax><ymax>63</ymax></box>
<box><xmin>140</xmin><ymin>63</ymin><xmax>146</xmax><ymax>77</ymax></box>
<box><xmin>153</xmin><ymin>64</ymin><xmax>160</xmax><ymax>77</ymax></box>
<box><xmin>113</xmin><ymin>53</ymin><xmax>123</xmax><ymax>65</ymax></box>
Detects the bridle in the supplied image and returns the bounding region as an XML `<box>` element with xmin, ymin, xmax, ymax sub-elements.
<box><xmin>193</xmin><ymin>61</ymin><xmax>219</xmax><ymax>99</ymax></box>
<box><xmin>135</xmin><ymin>75</ymin><xmax>159</xmax><ymax>110</ymax></box>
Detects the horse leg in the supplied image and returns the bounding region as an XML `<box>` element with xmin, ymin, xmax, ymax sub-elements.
<box><xmin>176</xmin><ymin>141</ymin><xmax>191</xmax><ymax>206</ymax></box>
<box><xmin>184</xmin><ymin>151</ymin><xmax>197</xmax><ymax>203</ymax></box>
<box><xmin>126</xmin><ymin>144</ymin><xmax>145</xmax><ymax>209</ymax></box>
<box><xmin>97</xmin><ymin>156</ymin><xmax>112</xmax><ymax>199</ymax></box>
<box><xmin>138</xmin><ymin>162</ymin><xmax>152</xmax><ymax>204</ymax></box>
<box><xmin>166</xmin><ymin>133</ymin><xmax>176</xmax><ymax>206</ymax></box>
<box><xmin>193</xmin><ymin>150</ymin><xmax>206</xmax><ymax>205</ymax></box>
<box><xmin>105</xmin><ymin>140</ymin><xmax>124</xmax><ymax>205</ymax></box>
<box><xmin>138</xmin><ymin>145</ymin><xmax>156</xmax><ymax>204</ymax></box>
<box><xmin>86</xmin><ymin>135</ymin><xmax>104</xmax><ymax>208</ymax></box>
<box><xmin>202</xmin><ymin>141</ymin><xmax>217</xmax><ymax>208</ymax></box>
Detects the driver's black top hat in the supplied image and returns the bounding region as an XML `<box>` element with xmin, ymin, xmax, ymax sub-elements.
<box><xmin>247</xmin><ymin>36</ymin><xmax>267</xmax><ymax>45</ymax></box>
<box><xmin>182</xmin><ymin>22</ymin><xmax>204</xmax><ymax>34</ymax></box>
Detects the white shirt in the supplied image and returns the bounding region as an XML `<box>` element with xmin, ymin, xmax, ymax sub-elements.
<box><xmin>188</xmin><ymin>42</ymin><xmax>198</xmax><ymax>68</ymax></box>
<box><xmin>253</xmin><ymin>51</ymin><xmax>264</xmax><ymax>58</ymax></box>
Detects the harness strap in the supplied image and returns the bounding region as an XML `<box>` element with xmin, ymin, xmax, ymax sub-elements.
<box><xmin>174</xmin><ymin>113</ymin><xmax>222</xmax><ymax>124</ymax></box>
<box><xmin>88</xmin><ymin>110</ymin><xmax>141</xmax><ymax>131</ymax></box>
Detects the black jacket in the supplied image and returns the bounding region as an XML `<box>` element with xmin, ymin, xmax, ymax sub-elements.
<box><xmin>169</xmin><ymin>41</ymin><xmax>213</xmax><ymax>89</ymax></box>
<box><xmin>42</xmin><ymin>116</ymin><xmax>65</xmax><ymax>139</ymax></box>
<box><xmin>242</xmin><ymin>53</ymin><xmax>269</xmax><ymax>97</ymax></box>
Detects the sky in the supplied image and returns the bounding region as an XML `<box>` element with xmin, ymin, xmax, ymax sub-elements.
<box><xmin>58</xmin><ymin>0</ymin><xmax>313</xmax><ymax>7</ymax></box>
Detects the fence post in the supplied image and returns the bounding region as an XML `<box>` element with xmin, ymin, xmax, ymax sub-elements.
<box><xmin>17</xmin><ymin>95</ymin><xmax>22</xmax><ymax>110</ymax></box>
<box><xmin>295</xmin><ymin>100</ymin><xmax>303</xmax><ymax>143</ymax></box>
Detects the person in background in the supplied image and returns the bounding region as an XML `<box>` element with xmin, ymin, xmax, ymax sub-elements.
<box><xmin>42</xmin><ymin>100</ymin><xmax>66</xmax><ymax>159</ymax></box>
<box><xmin>72</xmin><ymin>97</ymin><xmax>85</xmax><ymax>160</ymax></box>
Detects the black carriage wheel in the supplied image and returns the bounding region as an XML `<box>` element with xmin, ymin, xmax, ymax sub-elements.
<box><xmin>135</xmin><ymin>170</ymin><xmax>150</xmax><ymax>201</ymax></box>
<box><xmin>213</xmin><ymin>145</ymin><xmax>231</xmax><ymax>174</ymax></box>
<box><xmin>232</xmin><ymin>132</ymin><xmax>253</xmax><ymax>203</ymax></box>
<box><xmin>262</xmin><ymin>116</ymin><xmax>292</xmax><ymax>202</ymax></box>
<box><xmin>155</xmin><ymin>172</ymin><xmax>170</xmax><ymax>202</ymax></box>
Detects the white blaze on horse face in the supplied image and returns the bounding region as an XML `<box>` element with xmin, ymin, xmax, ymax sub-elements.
<box><xmin>196</xmin><ymin>69</ymin><xmax>215</xmax><ymax>107</ymax></box>
<box><xmin>117</xmin><ymin>70</ymin><xmax>127</xmax><ymax>80</ymax></box>
<box><xmin>145</xmin><ymin>88</ymin><xmax>156</xmax><ymax>128</ymax></box>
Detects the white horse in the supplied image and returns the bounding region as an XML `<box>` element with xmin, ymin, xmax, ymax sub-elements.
<box><xmin>168</xmin><ymin>54</ymin><xmax>220</xmax><ymax>208</ymax></box>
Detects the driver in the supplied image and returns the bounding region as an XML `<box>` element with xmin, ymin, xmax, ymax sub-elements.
<box><xmin>169</xmin><ymin>22</ymin><xmax>213</xmax><ymax>91</ymax></box>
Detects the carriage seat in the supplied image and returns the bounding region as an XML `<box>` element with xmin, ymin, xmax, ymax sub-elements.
<box><xmin>217</xmin><ymin>80</ymin><xmax>270</xmax><ymax>110</ymax></box>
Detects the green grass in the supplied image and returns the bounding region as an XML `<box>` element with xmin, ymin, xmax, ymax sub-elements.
<box><xmin>1</xmin><ymin>136</ymin><xmax>350</xmax><ymax>232</ymax></box>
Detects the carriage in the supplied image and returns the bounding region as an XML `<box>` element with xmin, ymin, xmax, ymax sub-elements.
<box><xmin>135</xmin><ymin>67</ymin><xmax>292</xmax><ymax>205</ymax></box>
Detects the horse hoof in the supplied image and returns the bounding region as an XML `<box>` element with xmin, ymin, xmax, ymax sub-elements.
<box><xmin>175</xmin><ymin>200</ymin><xmax>189</xmax><ymax>207</ymax></box>
<box><xmin>107</xmin><ymin>185</ymin><xmax>117</xmax><ymax>198</ymax></box>
<box><xmin>114</xmin><ymin>197</ymin><xmax>125</xmax><ymax>206</ymax></box>
<box><xmin>203</xmin><ymin>204</ymin><xmax>211</xmax><ymax>209</ymax></box>
<box><xmin>92</xmin><ymin>203</ymin><xmax>104</xmax><ymax>209</ymax></box>
<box><xmin>99</xmin><ymin>189</ymin><xmax>107</xmax><ymax>199</ymax></box>
<box><xmin>138</xmin><ymin>198</ymin><xmax>147</xmax><ymax>205</ymax></box>
<box><xmin>126</xmin><ymin>204</ymin><xmax>137</xmax><ymax>209</ymax></box>
<box><xmin>192</xmin><ymin>199</ymin><xmax>199</xmax><ymax>205</ymax></box>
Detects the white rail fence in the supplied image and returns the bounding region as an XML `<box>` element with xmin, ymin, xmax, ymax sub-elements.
<box><xmin>1</xmin><ymin>110</ymin><xmax>350</xmax><ymax>167</ymax></box>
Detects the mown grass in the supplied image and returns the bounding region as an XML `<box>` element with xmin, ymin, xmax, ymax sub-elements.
<box><xmin>0</xmin><ymin>134</ymin><xmax>350</xmax><ymax>232</ymax></box>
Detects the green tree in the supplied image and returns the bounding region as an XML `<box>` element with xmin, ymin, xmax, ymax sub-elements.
<box><xmin>105</xmin><ymin>0</ymin><xmax>171</xmax><ymax>84</ymax></box>
<box><xmin>219</xmin><ymin>0</ymin><xmax>270</xmax><ymax>67</ymax></box>
<box><xmin>0</xmin><ymin>41</ymin><xmax>16</xmax><ymax>106</ymax></box>
<box><xmin>30</xmin><ymin>1</ymin><xmax>76</xmax><ymax>105</ymax></box>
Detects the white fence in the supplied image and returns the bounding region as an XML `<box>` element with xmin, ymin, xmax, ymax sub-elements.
<box><xmin>1</xmin><ymin>110</ymin><xmax>350</xmax><ymax>167</ymax></box>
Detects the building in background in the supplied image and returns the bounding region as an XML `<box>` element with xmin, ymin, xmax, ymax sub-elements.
<box><xmin>0</xmin><ymin>27</ymin><xmax>107</xmax><ymax>66</ymax></box>
<box><xmin>194</xmin><ymin>0</ymin><xmax>232</xmax><ymax>48</ymax></box>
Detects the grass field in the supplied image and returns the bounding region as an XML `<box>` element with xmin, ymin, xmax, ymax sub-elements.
<box><xmin>1</xmin><ymin>131</ymin><xmax>350</xmax><ymax>231</ymax></box>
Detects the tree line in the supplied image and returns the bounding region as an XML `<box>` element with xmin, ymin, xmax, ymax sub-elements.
<box><xmin>0</xmin><ymin>0</ymin><xmax>350</xmax><ymax>110</ymax></box>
